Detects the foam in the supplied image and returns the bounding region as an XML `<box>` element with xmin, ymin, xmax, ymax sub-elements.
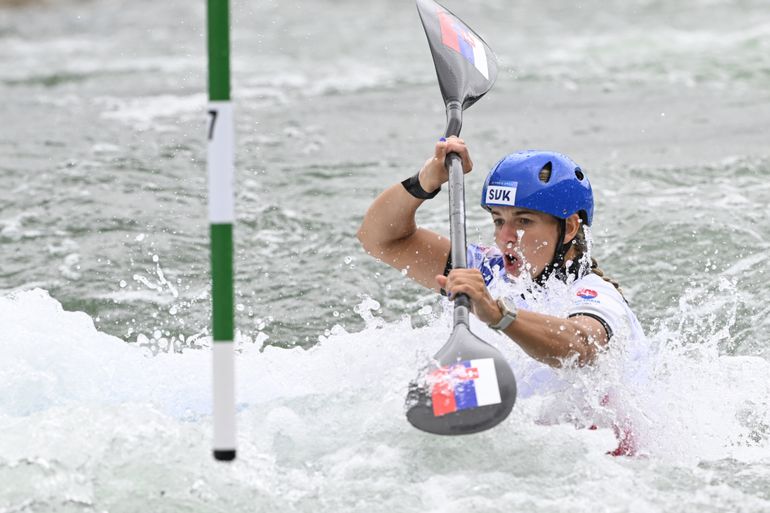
<box><xmin>2</xmin><ymin>289</ymin><xmax>770</xmax><ymax>511</ymax></box>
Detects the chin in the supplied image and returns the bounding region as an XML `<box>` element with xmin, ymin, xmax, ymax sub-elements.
<box><xmin>505</xmin><ymin>264</ymin><xmax>540</xmax><ymax>281</ymax></box>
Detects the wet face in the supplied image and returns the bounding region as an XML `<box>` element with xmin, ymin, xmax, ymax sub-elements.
<box><xmin>490</xmin><ymin>207</ymin><xmax>561</xmax><ymax>279</ymax></box>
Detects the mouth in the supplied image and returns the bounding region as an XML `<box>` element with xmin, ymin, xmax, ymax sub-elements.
<box><xmin>503</xmin><ymin>252</ymin><xmax>519</xmax><ymax>271</ymax></box>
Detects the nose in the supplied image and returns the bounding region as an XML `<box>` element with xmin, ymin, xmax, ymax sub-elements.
<box><xmin>498</xmin><ymin>223</ymin><xmax>518</xmax><ymax>246</ymax></box>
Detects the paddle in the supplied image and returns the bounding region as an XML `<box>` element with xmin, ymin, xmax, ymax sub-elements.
<box><xmin>405</xmin><ymin>0</ymin><xmax>517</xmax><ymax>435</ymax></box>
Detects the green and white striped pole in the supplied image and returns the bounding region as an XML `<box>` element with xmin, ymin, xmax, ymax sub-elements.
<box><xmin>207</xmin><ymin>0</ymin><xmax>236</xmax><ymax>461</ymax></box>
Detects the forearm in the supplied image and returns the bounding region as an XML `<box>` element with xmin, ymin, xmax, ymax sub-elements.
<box><xmin>357</xmin><ymin>137</ymin><xmax>470</xmax><ymax>289</ymax></box>
<box><xmin>357</xmin><ymin>177</ymin><xmax>451</xmax><ymax>291</ymax></box>
<box><xmin>501</xmin><ymin>311</ymin><xmax>601</xmax><ymax>367</ymax></box>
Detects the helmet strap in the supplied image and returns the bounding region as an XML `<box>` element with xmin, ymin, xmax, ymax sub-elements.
<box><xmin>535</xmin><ymin>219</ymin><xmax>571</xmax><ymax>285</ymax></box>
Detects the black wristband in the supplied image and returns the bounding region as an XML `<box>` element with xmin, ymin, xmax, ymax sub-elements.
<box><xmin>401</xmin><ymin>172</ymin><xmax>441</xmax><ymax>200</ymax></box>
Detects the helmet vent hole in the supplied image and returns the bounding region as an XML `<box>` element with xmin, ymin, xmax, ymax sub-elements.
<box><xmin>575</xmin><ymin>168</ymin><xmax>585</xmax><ymax>180</ymax></box>
<box><xmin>538</xmin><ymin>162</ymin><xmax>552</xmax><ymax>183</ymax></box>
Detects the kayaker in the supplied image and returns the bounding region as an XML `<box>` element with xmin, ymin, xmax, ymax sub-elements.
<box><xmin>357</xmin><ymin>136</ymin><xmax>647</xmax><ymax>454</ymax></box>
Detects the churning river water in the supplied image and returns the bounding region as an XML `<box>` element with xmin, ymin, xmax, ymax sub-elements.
<box><xmin>2</xmin><ymin>0</ymin><xmax>770</xmax><ymax>511</ymax></box>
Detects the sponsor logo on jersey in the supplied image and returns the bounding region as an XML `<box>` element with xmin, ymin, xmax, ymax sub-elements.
<box><xmin>576</xmin><ymin>288</ymin><xmax>598</xmax><ymax>299</ymax></box>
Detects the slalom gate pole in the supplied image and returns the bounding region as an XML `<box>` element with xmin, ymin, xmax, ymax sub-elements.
<box><xmin>207</xmin><ymin>0</ymin><xmax>236</xmax><ymax>461</ymax></box>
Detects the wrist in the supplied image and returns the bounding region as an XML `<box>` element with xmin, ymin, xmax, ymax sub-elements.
<box><xmin>488</xmin><ymin>298</ymin><xmax>517</xmax><ymax>331</ymax></box>
<box><xmin>402</xmin><ymin>170</ymin><xmax>440</xmax><ymax>200</ymax></box>
<box><xmin>487</xmin><ymin>307</ymin><xmax>503</xmax><ymax>327</ymax></box>
<box><xmin>417</xmin><ymin>168</ymin><xmax>442</xmax><ymax>194</ymax></box>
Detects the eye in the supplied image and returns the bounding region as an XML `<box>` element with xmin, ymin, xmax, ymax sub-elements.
<box><xmin>517</xmin><ymin>217</ymin><xmax>534</xmax><ymax>226</ymax></box>
<box><xmin>493</xmin><ymin>218</ymin><xmax>503</xmax><ymax>228</ymax></box>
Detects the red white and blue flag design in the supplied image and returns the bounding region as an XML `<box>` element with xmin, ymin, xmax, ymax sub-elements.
<box><xmin>430</xmin><ymin>358</ymin><xmax>501</xmax><ymax>416</ymax></box>
<box><xmin>437</xmin><ymin>10</ymin><xmax>489</xmax><ymax>79</ymax></box>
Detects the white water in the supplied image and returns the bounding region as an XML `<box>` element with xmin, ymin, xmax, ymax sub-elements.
<box><xmin>2</xmin><ymin>289</ymin><xmax>770</xmax><ymax>511</ymax></box>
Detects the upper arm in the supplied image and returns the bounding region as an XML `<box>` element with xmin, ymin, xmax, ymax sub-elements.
<box><xmin>569</xmin><ymin>313</ymin><xmax>611</xmax><ymax>352</ymax></box>
<box><xmin>534</xmin><ymin>314</ymin><xmax>610</xmax><ymax>367</ymax></box>
<box><xmin>363</xmin><ymin>227</ymin><xmax>450</xmax><ymax>292</ymax></box>
<box><xmin>567</xmin><ymin>282</ymin><xmax>629</xmax><ymax>356</ymax></box>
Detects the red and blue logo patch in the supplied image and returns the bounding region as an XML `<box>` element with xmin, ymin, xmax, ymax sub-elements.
<box><xmin>576</xmin><ymin>288</ymin><xmax>598</xmax><ymax>299</ymax></box>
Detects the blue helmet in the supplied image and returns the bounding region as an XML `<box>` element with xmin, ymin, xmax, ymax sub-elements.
<box><xmin>480</xmin><ymin>150</ymin><xmax>594</xmax><ymax>225</ymax></box>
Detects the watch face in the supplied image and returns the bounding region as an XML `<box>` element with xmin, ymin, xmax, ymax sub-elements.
<box><xmin>499</xmin><ymin>298</ymin><xmax>514</xmax><ymax>314</ymax></box>
<box><xmin>488</xmin><ymin>298</ymin><xmax>515</xmax><ymax>330</ymax></box>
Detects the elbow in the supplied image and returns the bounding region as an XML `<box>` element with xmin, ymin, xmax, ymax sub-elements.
<box><xmin>575</xmin><ymin>339</ymin><xmax>599</xmax><ymax>367</ymax></box>
<box><xmin>357</xmin><ymin>223</ymin><xmax>381</xmax><ymax>257</ymax></box>
<box><xmin>576</xmin><ymin>349</ymin><xmax>596</xmax><ymax>367</ymax></box>
<box><xmin>356</xmin><ymin>224</ymin><xmax>371</xmax><ymax>254</ymax></box>
<box><xmin>540</xmin><ymin>340</ymin><xmax>597</xmax><ymax>369</ymax></box>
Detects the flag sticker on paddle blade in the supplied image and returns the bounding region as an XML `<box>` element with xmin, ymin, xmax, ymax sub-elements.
<box><xmin>437</xmin><ymin>9</ymin><xmax>489</xmax><ymax>79</ymax></box>
<box><xmin>430</xmin><ymin>358</ymin><xmax>501</xmax><ymax>416</ymax></box>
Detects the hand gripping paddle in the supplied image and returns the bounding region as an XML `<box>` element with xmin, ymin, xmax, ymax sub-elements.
<box><xmin>405</xmin><ymin>0</ymin><xmax>517</xmax><ymax>435</ymax></box>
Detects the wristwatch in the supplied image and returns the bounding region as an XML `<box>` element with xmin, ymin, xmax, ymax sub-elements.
<box><xmin>488</xmin><ymin>298</ymin><xmax>517</xmax><ymax>330</ymax></box>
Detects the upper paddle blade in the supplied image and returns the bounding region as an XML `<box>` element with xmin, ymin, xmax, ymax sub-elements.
<box><xmin>406</xmin><ymin>323</ymin><xmax>516</xmax><ymax>435</ymax></box>
<box><xmin>416</xmin><ymin>0</ymin><xmax>498</xmax><ymax>110</ymax></box>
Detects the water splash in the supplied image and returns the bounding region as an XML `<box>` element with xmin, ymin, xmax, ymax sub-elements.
<box><xmin>1</xmin><ymin>287</ymin><xmax>770</xmax><ymax>511</ymax></box>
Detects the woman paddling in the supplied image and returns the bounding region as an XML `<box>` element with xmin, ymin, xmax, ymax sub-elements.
<box><xmin>357</xmin><ymin>136</ymin><xmax>647</xmax><ymax>455</ymax></box>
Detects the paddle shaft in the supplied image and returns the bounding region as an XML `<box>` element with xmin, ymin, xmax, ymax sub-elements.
<box><xmin>443</xmin><ymin>100</ymin><xmax>471</xmax><ymax>327</ymax></box>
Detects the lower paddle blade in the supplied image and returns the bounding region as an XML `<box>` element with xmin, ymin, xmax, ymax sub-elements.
<box><xmin>406</xmin><ymin>324</ymin><xmax>516</xmax><ymax>435</ymax></box>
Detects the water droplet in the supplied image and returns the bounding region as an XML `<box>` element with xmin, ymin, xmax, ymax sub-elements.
<box><xmin>236</xmin><ymin>304</ymin><xmax>245</xmax><ymax>312</ymax></box>
<box><xmin>152</xmin><ymin>254</ymin><xmax>159</xmax><ymax>263</ymax></box>
<box><xmin>344</xmin><ymin>256</ymin><xmax>353</xmax><ymax>264</ymax></box>
<box><xmin>136</xmin><ymin>233</ymin><xmax>146</xmax><ymax>242</ymax></box>
<box><xmin>119</xmin><ymin>280</ymin><xmax>127</xmax><ymax>288</ymax></box>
